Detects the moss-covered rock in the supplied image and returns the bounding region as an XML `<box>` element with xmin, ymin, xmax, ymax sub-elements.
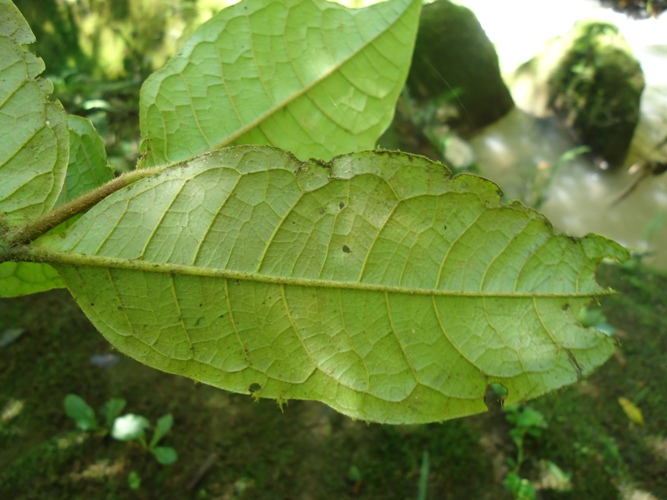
<box><xmin>406</xmin><ymin>0</ymin><xmax>514</xmax><ymax>135</ymax></box>
<box><xmin>549</xmin><ymin>22</ymin><xmax>644</xmax><ymax>169</ymax></box>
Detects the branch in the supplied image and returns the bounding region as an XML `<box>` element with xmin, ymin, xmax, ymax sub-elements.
<box><xmin>7</xmin><ymin>166</ymin><xmax>163</xmax><ymax>246</ymax></box>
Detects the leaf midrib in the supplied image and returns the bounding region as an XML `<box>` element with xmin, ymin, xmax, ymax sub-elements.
<box><xmin>34</xmin><ymin>249</ymin><xmax>610</xmax><ymax>298</ymax></box>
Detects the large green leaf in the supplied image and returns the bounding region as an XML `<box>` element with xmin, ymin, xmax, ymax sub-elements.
<box><xmin>0</xmin><ymin>2</ymin><xmax>68</xmax><ymax>227</ymax></box>
<box><xmin>0</xmin><ymin>116</ymin><xmax>112</xmax><ymax>297</ymax></box>
<box><xmin>139</xmin><ymin>0</ymin><xmax>420</xmax><ymax>166</ymax></box>
<box><xmin>38</xmin><ymin>146</ymin><xmax>627</xmax><ymax>424</ymax></box>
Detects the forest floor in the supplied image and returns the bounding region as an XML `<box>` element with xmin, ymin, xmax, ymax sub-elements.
<box><xmin>0</xmin><ymin>257</ymin><xmax>665</xmax><ymax>500</ymax></box>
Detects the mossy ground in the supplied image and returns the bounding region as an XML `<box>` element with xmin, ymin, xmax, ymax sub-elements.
<box><xmin>1</xmin><ymin>259</ymin><xmax>665</xmax><ymax>499</ymax></box>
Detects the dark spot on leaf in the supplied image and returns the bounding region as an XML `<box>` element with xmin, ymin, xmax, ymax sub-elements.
<box><xmin>496</xmin><ymin>189</ymin><xmax>503</xmax><ymax>197</ymax></box>
<box><xmin>319</xmin><ymin>209</ymin><xmax>325</xmax><ymax>215</ymax></box>
<box><xmin>443</xmin><ymin>225</ymin><xmax>447</xmax><ymax>231</ymax></box>
<box><xmin>342</xmin><ymin>245</ymin><xmax>351</xmax><ymax>253</ymax></box>
<box><xmin>249</xmin><ymin>383</ymin><xmax>261</xmax><ymax>394</ymax></box>
<box><xmin>339</xmin><ymin>201</ymin><xmax>345</xmax><ymax>209</ymax></box>
<box><xmin>562</xmin><ymin>303</ymin><xmax>570</xmax><ymax>311</ymax></box>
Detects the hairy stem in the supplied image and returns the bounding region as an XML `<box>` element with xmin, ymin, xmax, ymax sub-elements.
<box><xmin>7</xmin><ymin>166</ymin><xmax>163</xmax><ymax>246</ymax></box>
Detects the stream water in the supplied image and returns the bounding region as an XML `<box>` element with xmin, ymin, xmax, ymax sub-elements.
<box><xmin>459</xmin><ymin>0</ymin><xmax>667</xmax><ymax>268</ymax></box>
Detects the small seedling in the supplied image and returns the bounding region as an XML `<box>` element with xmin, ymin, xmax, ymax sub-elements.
<box><xmin>502</xmin><ymin>404</ymin><xmax>572</xmax><ymax>498</ymax></box>
<box><xmin>64</xmin><ymin>394</ymin><xmax>178</xmax><ymax>468</ymax></box>
<box><xmin>127</xmin><ymin>470</ymin><xmax>141</xmax><ymax>490</ymax></box>
<box><xmin>502</xmin><ymin>404</ymin><xmax>549</xmax><ymax>500</ymax></box>
<box><xmin>112</xmin><ymin>412</ymin><xmax>178</xmax><ymax>465</ymax></box>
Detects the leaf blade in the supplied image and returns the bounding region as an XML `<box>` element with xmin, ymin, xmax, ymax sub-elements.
<box><xmin>0</xmin><ymin>261</ymin><xmax>62</xmax><ymax>298</ymax></box>
<box><xmin>0</xmin><ymin>14</ymin><xmax>68</xmax><ymax>226</ymax></box>
<box><xmin>57</xmin><ymin>116</ymin><xmax>114</xmax><ymax>207</ymax></box>
<box><xmin>41</xmin><ymin>146</ymin><xmax>627</xmax><ymax>423</ymax></box>
<box><xmin>0</xmin><ymin>116</ymin><xmax>112</xmax><ymax>297</ymax></box>
<box><xmin>139</xmin><ymin>0</ymin><xmax>421</xmax><ymax>165</ymax></box>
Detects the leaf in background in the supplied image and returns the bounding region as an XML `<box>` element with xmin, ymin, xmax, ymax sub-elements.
<box><xmin>0</xmin><ymin>1</ymin><xmax>68</xmax><ymax>227</ymax></box>
<box><xmin>0</xmin><ymin>261</ymin><xmax>62</xmax><ymax>298</ymax></box>
<box><xmin>56</xmin><ymin>116</ymin><xmax>114</xmax><ymax>211</ymax></box>
<box><xmin>139</xmin><ymin>0</ymin><xmax>421</xmax><ymax>166</ymax></box>
<box><xmin>618</xmin><ymin>397</ymin><xmax>644</xmax><ymax>425</ymax></box>
<box><xmin>149</xmin><ymin>413</ymin><xmax>174</xmax><ymax>449</ymax></box>
<box><xmin>41</xmin><ymin>146</ymin><xmax>627</xmax><ymax>424</ymax></box>
<box><xmin>64</xmin><ymin>394</ymin><xmax>99</xmax><ymax>431</ymax></box>
<box><xmin>100</xmin><ymin>397</ymin><xmax>127</xmax><ymax>428</ymax></box>
<box><xmin>151</xmin><ymin>446</ymin><xmax>178</xmax><ymax>465</ymax></box>
<box><xmin>0</xmin><ymin>116</ymin><xmax>112</xmax><ymax>297</ymax></box>
<box><xmin>0</xmin><ymin>327</ymin><xmax>25</xmax><ymax>348</ymax></box>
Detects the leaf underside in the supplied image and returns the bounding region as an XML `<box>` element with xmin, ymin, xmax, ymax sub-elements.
<box><xmin>40</xmin><ymin>146</ymin><xmax>627</xmax><ymax>423</ymax></box>
<box><xmin>0</xmin><ymin>3</ymin><xmax>72</xmax><ymax>296</ymax></box>
<box><xmin>0</xmin><ymin>116</ymin><xmax>112</xmax><ymax>297</ymax></box>
<box><xmin>0</xmin><ymin>260</ymin><xmax>62</xmax><ymax>297</ymax></box>
<box><xmin>0</xmin><ymin>15</ymin><xmax>68</xmax><ymax>227</ymax></box>
<box><xmin>55</xmin><ymin>116</ymin><xmax>114</xmax><ymax>227</ymax></box>
<box><xmin>139</xmin><ymin>0</ymin><xmax>421</xmax><ymax>166</ymax></box>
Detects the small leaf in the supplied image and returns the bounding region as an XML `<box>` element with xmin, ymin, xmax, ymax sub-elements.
<box><xmin>618</xmin><ymin>397</ymin><xmax>644</xmax><ymax>425</ymax></box>
<box><xmin>41</xmin><ymin>146</ymin><xmax>627</xmax><ymax>424</ymax></box>
<box><xmin>56</xmin><ymin>116</ymin><xmax>114</xmax><ymax>218</ymax></box>
<box><xmin>503</xmin><ymin>472</ymin><xmax>537</xmax><ymax>500</ymax></box>
<box><xmin>0</xmin><ymin>261</ymin><xmax>63</xmax><ymax>298</ymax></box>
<box><xmin>100</xmin><ymin>398</ymin><xmax>127</xmax><ymax>428</ymax></box>
<box><xmin>149</xmin><ymin>413</ymin><xmax>173</xmax><ymax>449</ymax></box>
<box><xmin>111</xmin><ymin>414</ymin><xmax>150</xmax><ymax>441</ymax></box>
<box><xmin>538</xmin><ymin>460</ymin><xmax>572</xmax><ymax>492</ymax></box>
<box><xmin>348</xmin><ymin>465</ymin><xmax>362</xmax><ymax>482</ymax></box>
<box><xmin>0</xmin><ymin>327</ymin><xmax>25</xmax><ymax>348</ymax></box>
<box><xmin>139</xmin><ymin>0</ymin><xmax>421</xmax><ymax>165</ymax></box>
<box><xmin>127</xmin><ymin>471</ymin><xmax>141</xmax><ymax>490</ymax></box>
<box><xmin>517</xmin><ymin>407</ymin><xmax>547</xmax><ymax>433</ymax></box>
<box><xmin>64</xmin><ymin>394</ymin><xmax>98</xmax><ymax>431</ymax></box>
<box><xmin>151</xmin><ymin>446</ymin><xmax>178</xmax><ymax>465</ymax></box>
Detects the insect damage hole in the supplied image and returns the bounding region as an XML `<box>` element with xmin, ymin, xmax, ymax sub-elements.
<box><xmin>484</xmin><ymin>383</ymin><xmax>508</xmax><ymax>412</ymax></box>
<box><xmin>248</xmin><ymin>383</ymin><xmax>262</xmax><ymax>402</ymax></box>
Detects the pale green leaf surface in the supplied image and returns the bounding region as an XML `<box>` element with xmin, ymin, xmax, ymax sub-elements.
<box><xmin>0</xmin><ymin>116</ymin><xmax>112</xmax><ymax>297</ymax></box>
<box><xmin>41</xmin><ymin>146</ymin><xmax>627</xmax><ymax>423</ymax></box>
<box><xmin>139</xmin><ymin>0</ymin><xmax>420</xmax><ymax>166</ymax></box>
<box><xmin>0</xmin><ymin>12</ymin><xmax>68</xmax><ymax>227</ymax></box>
<box><xmin>0</xmin><ymin>261</ymin><xmax>62</xmax><ymax>297</ymax></box>
<box><xmin>0</xmin><ymin>0</ymin><xmax>35</xmax><ymax>44</ymax></box>
<box><xmin>57</xmin><ymin>116</ymin><xmax>114</xmax><ymax>207</ymax></box>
